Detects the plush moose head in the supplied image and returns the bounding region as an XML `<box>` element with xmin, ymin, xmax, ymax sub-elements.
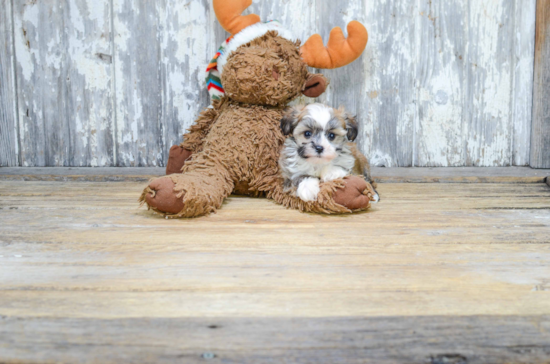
<box><xmin>210</xmin><ymin>0</ymin><xmax>369</xmax><ymax>106</ymax></box>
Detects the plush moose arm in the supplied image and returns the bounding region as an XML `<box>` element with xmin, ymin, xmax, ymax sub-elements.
<box><xmin>268</xmin><ymin>176</ymin><xmax>375</xmax><ymax>214</ymax></box>
<box><xmin>166</xmin><ymin>99</ymin><xmax>227</xmax><ymax>175</ymax></box>
<box><xmin>181</xmin><ymin>99</ymin><xmax>226</xmax><ymax>153</ymax></box>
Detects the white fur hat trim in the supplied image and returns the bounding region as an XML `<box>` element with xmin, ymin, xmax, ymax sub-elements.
<box><xmin>217</xmin><ymin>21</ymin><xmax>296</xmax><ymax>75</ymax></box>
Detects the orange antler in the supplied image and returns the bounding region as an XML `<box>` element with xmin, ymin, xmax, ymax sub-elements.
<box><xmin>300</xmin><ymin>21</ymin><xmax>369</xmax><ymax>69</ymax></box>
<box><xmin>213</xmin><ymin>0</ymin><xmax>261</xmax><ymax>36</ymax></box>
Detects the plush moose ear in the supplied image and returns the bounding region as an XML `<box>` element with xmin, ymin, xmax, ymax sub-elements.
<box><xmin>280</xmin><ymin>106</ymin><xmax>303</xmax><ymax>135</ymax></box>
<box><xmin>345</xmin><ymin>113</ymin><xmax>359</xmax><ymax>141</ymax></box>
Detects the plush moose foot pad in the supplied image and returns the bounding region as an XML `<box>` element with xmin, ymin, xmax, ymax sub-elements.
<box><xmin>333</xmin><ymin>176</ymin><xmax>376</xmax><ymax>211</ymax></box>
<box><xmin>143</xmin><ymin>177</ymin><xmax>184</xmax><ymax>215</ymax></box>
<box><xmin>165</xmin><ymin>145</ymin><xmax>192</xmax><ymax>175</ymax></box>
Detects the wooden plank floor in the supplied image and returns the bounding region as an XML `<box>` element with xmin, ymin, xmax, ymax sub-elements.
<box><xmin>1</xmin><ymin>179</ymin><xmax>550</xmax><ymax>363</ymax></box>
<box><xmin>1</xmin><ymin>166</ymin><xmax>550</xmax><ymax>183</ymax></box>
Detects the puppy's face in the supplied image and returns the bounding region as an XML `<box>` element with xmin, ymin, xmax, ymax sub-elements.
<box><xmin>281</xmin><ymin>104</ymin><xmax>358</xmax><ymax>164</ymax></box>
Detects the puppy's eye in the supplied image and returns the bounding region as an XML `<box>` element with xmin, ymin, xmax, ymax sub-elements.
<box><xmin>328</xmin><ymin>133</ymin><xmax>336</xmax><ymax>141</ymax></box>
<box><xmin>304</xmin><ymin>131</ymin><xmax>312</xmax><ymax>138</ymax></box>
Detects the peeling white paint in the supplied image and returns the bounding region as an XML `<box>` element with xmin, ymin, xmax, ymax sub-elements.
<box><xmin>13</xmin><ymin>0</ymin><xmax>114</xmax><ymax>167</ymax></box>
<box><xmin>14</xmin><ymin>4</ymin><xmax>38</xmax><ymax>82</ymax></box>
<box><xmin>85</xmin><ymin>0</ymin><xmax>106</xmax><ymax>30</ymax></box>
<box><xmin>370</xmin><ymin>151</ymin><xmax>394</xmax><ymax>168</ymax></box>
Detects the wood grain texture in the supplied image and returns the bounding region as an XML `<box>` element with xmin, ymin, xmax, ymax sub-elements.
<box><xmin>415</xmin><ymin>0</ymin><xmax>466</xmax><ymax>167</ymax></box>
<box><xmin>13</xmin><ymin>0</ymin><xmax>115</xmax><ymax>167</ymax></box>
<box><xmin>1</xmin><ymin>316</ymin><xmax>549</xmax><ymax>364</ymax></box>
<box><xmin>0</xmin><ymin>181</ymin><xmax>549</xmax><ymax>362</ymax></box>
<box><xmin>112</xmin><ymin>0</ymin><xmax>163</xmax><ymax>167</ymax></box>
<box><xmin>0</xmin><ymin>0</ymin><xmax>19</xmax><ymax>167</ymax></box>
<box><xmin>362</xmin><ymin>0</ymin><xmax>416</xmax><ymax>167</ymax></box>
<box><xmin>415</xmin><ymin>0</ymin><xmax>536</xmax><ymax>167</ymax></box>
<box><xmin>112</xmin><ymin>0</ymin><xmax>213</xmax><ymax>167</ymax></box>
<box><xmin>531</xmin><ymin>0</ymin><xmax>550</xmax><ymax>168</ymax></box>
<box><xmin>465</xmin><ymin>0</ymin><xmax>515</xmax><ymax>166</ymax></box>
<box><xmin>2</xmin><ymin>166</ymin><xmax>550</xmax><ymax>184</ymax></box>
<box><xmin>512</xmin><ymin>0</ymin><xmax>537</xmax><ymax>166</ymax></box>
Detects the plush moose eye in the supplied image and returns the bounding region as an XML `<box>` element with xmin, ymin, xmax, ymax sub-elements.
<box><xmin>304</xmin><ymin>131</ymin><xmax>312</xmax><ymax>138</ymax></box>
<box><xmin>328</xmin><ymin>132</ymin><xmax>336</xmax><ymax>141</ymax></box>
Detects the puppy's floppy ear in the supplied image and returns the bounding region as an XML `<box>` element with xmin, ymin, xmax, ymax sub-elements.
<box><xmin>280</xmin><ymin>106</ymin><xmax>303</xmax><ymax>136</ymax></box>
<box><xmin>345</xmin><ymin>113</ymin><xmax>359</xmax><ymax>141</ymax></box>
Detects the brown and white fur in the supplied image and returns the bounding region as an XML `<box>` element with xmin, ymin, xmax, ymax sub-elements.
<box><xmin>280</xmin><ymin>103</ymin><xmax>379</xmax><ymax>203</ymax></box>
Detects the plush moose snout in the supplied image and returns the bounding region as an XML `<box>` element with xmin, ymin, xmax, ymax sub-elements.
<box><xmin>302</xmin><ymin>73</ymin><xmax>329</xmax><ymax>98</ymax></box>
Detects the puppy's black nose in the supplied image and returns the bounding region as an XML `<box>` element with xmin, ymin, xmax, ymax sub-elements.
<box><xmin>314</xmin><ymin>145</ymin><xmax>324</xmax><ymax>154</ymax></box>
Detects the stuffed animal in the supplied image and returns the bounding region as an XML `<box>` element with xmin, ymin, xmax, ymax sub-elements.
<box><xmin>140</xmin><ymin>0</ymin><xmax>376</xmax><ymax>218</ymax></box>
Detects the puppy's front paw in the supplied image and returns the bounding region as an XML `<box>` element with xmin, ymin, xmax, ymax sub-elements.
<box><xmin>321</xmin><ymin>166</ymin><xmax>348</xmax><ymax>182</ymax></box>
<box><xmin>297</xmin><ymin>177</ymin><xmax>321</xmax><ymax>202</ymax></box>
<box><xmin>370</xmin><ymin>192</ymin><xmax>380</xmax><ymax>204</ymax></box>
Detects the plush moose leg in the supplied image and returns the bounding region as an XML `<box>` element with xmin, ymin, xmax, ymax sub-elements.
<box><xmin>264</xmin><ymin>175</ymin><xmax>374</xmax><ymax>214</ymax></box>
<box><xmin>141</xmin><ymin>102</ymin><xmax>258</xmax><ymax>218</ymax></box>
<box><xmin>142</xmin><ymin>163</ymin><xmax>235</xmax><ymax>218</ymax></box>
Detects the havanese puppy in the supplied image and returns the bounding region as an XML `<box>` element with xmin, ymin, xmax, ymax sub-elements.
<box><xmin>279</xmin><ymin>103</ymin><xmax>379</xmax><ymax>203</ymax></box>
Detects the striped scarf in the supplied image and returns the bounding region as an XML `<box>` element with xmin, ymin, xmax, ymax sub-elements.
<box><xmin>205</xmin><ymin>36</ymin><xmax>233</xmax><ymax>102</ymax></box>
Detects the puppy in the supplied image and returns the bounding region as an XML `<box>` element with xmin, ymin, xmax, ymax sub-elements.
<box><xmin>279</xmin><ymin>103</ymin><xmax>379</xmax><ymax>203</ymax></box>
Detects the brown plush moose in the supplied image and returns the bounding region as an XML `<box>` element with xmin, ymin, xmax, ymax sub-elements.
<box><xmin>140</xmin><ymin>0</ymin><xmax>376</xmax><ymax>218</ymax></box>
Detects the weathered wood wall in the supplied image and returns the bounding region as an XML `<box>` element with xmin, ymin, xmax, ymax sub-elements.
<box><xmin>12</xmin><ymin>0</ymin><xmax>115</xmax><ymax>167</ymax></box>
<box><xmin>0</xmin><ymin>0</ymin><xmax>19</xmax><ymax>167</ymax></box>
<box><xmin>531</xmin><ymin>0</ymin><xmax>550</xmax><ymax>168</ymax></box>
<box><xmin>0</xmin><ymin>0</ymin><xmax>540</xmax><ymax>167</ymax></box>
